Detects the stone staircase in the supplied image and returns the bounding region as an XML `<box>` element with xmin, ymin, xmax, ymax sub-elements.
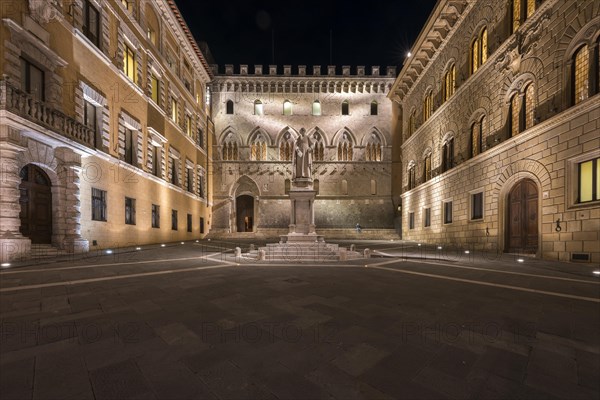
<box><xmin>248</xmin><ymin>241</ymin><xmax>362</xmax><ymax>262</ymax></box>
<box><xmin>30</xmin><ymin>244</ymin><xmax>69</xmax><ymax>259</ymax></box>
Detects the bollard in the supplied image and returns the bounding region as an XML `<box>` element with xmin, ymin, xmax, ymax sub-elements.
<box><xmin>258</xmin><ymin>249</ymin><xmax>266</xmax><ymax>260</ymax></box>
<box><xmin>350</xmin><ymin>244</ymin><xmax>356</xmax><ymax>252</ymax></box>
<box><xmin>250</xmin><ymin>244</ymin><xmax>255</xmax><ymax>251</ymax></box>
<box><xmin>234</xmin><ymin>247</ymin><xmax>242</xmax><ymax>257</ymax></box>
<box><xmin>363</xmin><ymin>248</ymin><xmax>371</xmax><ymax>258</ymax></box>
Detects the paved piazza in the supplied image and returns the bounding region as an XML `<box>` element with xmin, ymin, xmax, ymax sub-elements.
<box><xmin>1</xmin><ymin>240</ymin><xmax>599</xmax><ymax>399</ymax></box>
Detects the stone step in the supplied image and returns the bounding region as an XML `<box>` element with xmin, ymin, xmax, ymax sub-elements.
<box><xmin>30</xmin><ymin>244</ymin><xmax>69</xmax><ymax>258</ymax></box>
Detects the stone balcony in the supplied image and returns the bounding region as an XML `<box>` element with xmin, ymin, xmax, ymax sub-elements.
<box><xmin>0</xmin><ymin>79</ymin><xmax>94</xmax><ymax>148</ymax></box>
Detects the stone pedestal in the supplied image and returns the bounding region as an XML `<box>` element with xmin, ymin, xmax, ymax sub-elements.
<box><xmin>287</xmin><ymin>187</ymin><xmax>317</xmax><ymax>237</ymax></box>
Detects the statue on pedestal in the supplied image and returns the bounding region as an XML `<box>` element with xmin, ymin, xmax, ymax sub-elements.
<box><xmin>292</xmin><ymin>128</ymin><xmax>313</xmax><ymax>181</ymax></box>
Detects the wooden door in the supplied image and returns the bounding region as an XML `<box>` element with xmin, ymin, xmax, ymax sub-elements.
<box><xmin>506</xmin><ymin>179</ymin><xmax>538</xmax><ymax>253</ymax></box>
<box><xmin>19</xmin><ymin>165</ymin><xmax>53</xmax><ymax>244</ymax></box>
<box><xmin>236</xmin><ymin>195</ymin><xmax>254</xmax><ymax>232</ymax></box>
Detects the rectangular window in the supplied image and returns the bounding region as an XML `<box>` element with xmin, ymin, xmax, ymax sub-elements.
<box><xmin>578</xmin><ymin>158</ymin><xmax>599</xmax><ymax>203</ymax></box>
<box><xmin>121</xmin><ymin>0</ymin><xmax>133</xmax><ymax>13</ymax></box>
<box><xmin>91</xmin><ymin>188</ymin><xmax>107</xmax><ymax>221</ymax></box>
<box><xmin>171</xmin><ymin>98</ymin><xmax>179</xmax><ymax>124</ymax></box>
<box><xmin>124</xmin><ymin>129</ymin><xmax>135</xmax><ymax>165</ymax></box>
<box><xmin>424</xmin><ymin>155</ymin><xmax>431</xmax><ymax>182</ymax></box>
<box><xmin>198</xmin><ymin>173</ymin><xmax>205</xmax><ymax>198</ymax></box>
<box><xmin>125</xmin><ymin>197</ymin><xmax>136</xmax><ymax>225</ymax></box>
<box><xmin>424</xmin><ymin>208</ymin><xmax>431</xmax><ymax>228</ymax></box>
<box><xmin>197</xmin><ymin>128</ymin><xmax>204</xmax><ymax>148</ymax></box>
<box><xmin>187</xmin><ymin>168</ymin><xmax>193</xmax><ymax>192</ymax></box>
<box><xmin>151</xmin><ymin>204</ymin><xmax>160</xmax><ymax>228</ymax></box>
<box><xmin>83</xmin><ymin>0</ymin><xmax>100</xmax><ymax>47</ymax></box>
<box><xmin>21</xmin><ymin>59</ymin><xmax>45</xmax><ymax>101</ymax></box>
<box><xmin>200</xmin><ymin>217</ymin><xmax>205</xmax><ymax>234</ymax></box>
<box><xmin>171</xmin><ymin>209</ymin><xmax>178</xmax><ymax>230</ymax></box>
<box><xmin>150</xmin><ymin>75</ymin><xmax>160</xmax><ymax>104</ymax></box>
<box><xmin>443</xmin><ymin>201</ymin><xmax>453</xmax><ymax>224</ymax></box>
<box><xmin>147</xmin><ymin>27</ymin><xmax>156</xmax><ymax>46</ymax></box>
<box><xmin>187</xmin><ymin>214</ymin><xmax>192</xmax><ymax>232</ymax></box>
<box><xmin>123</xmin><ymin>44</ymin><xmax>136</xmax><ymax>83</ymax></box>
<box><xmin>170</xmin><ymin>158</ymin><xmax>178</xmax><ymax>185</ymax></box>
<box><xmin>84</xmin><ymin>100</ymin><xmax>97</xmax><ymax>135</ymax></box>
<box><xmin>471</xmin><ymin>192</ymin><xmax>484</xmax><ymax>220</ymax></box>
<box><xmin>409</xmin><ymin>212</ymin><xmax>415</xmax><ymax>230</ymax></box>
<box><xmin>152</xmin><ymin>146</ymin><xmax>160</xmax><ymax>177</ymax></box>
<box><xmin>185</xmin><ymin>115</ymin><xmax>192</xmax><ymax>137</ymax></box>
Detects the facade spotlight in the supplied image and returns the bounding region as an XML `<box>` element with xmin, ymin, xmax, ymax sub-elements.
<box><xmin>593</xmin><ymin>271</ymin><xmax>600</xmax><ymax>276</ymax></box>
<box><xmin>406</xmin><ymin>52</ymin><xmax>412</xmax><ymax>57</ymax></box>
<box><xmin>1</xmin><ymin>263</ymin><xmax>11</xmax><ymax>267</ymax></box>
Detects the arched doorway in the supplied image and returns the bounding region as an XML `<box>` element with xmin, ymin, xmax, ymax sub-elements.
<box><xmin>236</xmin><ymin>195</ymin><xmax>254</xmax><ymax>232</ymax></box>
<box><xmin>506</xmin><ymin>178</ymin><xmax>538</xmax><ymax>253</ymax></box>
<box><xmin>19</xmin><ymin>164</ymin><xmax>53</xmax><ymax>244</ymax></box>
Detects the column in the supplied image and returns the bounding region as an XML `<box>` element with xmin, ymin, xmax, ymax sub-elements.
<box><xmin>0</xmin><ymin>129</ymin><xmax>30</xmax><ymax>262</ymax></box>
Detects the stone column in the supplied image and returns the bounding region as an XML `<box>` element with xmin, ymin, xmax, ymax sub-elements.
<box><xmin>55</xmin><ymin>147</ymin><xmax>88</xmax><ymax>254</ymax></box>
<box><xmin>0</xmin><ymin>129</ymin><xmax>30</xmax><ymax>262</ymax></box>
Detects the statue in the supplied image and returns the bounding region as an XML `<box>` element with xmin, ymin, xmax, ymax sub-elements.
<box><xmin>292</xmin><ymin>128</ymin><xmax>313</xmax><ymax>181</ymax></box>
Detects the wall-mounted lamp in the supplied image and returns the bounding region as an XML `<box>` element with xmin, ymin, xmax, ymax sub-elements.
<box><xmin>555</xmin><ymin>218</ymin><xmax>562</xmax><ymax>232</ymax></box>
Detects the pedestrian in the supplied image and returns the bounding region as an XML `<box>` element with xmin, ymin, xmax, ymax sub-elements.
<box><xmin>355</xmin><ymin>223</ymin><xmax>362</xmax><ymax>233</ymax></box>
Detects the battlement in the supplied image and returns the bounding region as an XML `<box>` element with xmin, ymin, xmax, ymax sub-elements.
<box><xmin>211</xmin><ymin>64</ymin><xmax>397</xmax><ymax>78</ymax></box>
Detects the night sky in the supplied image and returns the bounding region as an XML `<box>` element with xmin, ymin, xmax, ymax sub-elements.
<box><xmin>173</xmin><ymin>0</ymin><xmax>438</xmax><ymax>70</ymax></box>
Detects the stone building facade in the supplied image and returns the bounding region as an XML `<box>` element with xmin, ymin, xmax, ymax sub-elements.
<box><xmin>210</xmin><ymin>65</ymin><xmax>397</xmax><ymax>237</ymax></box>
<box><xmin>0</xmin><ymin>0</ymin><xmax>213</xmax><ymax>262</ymax></box>
<box><xmin>390</xmin><ymin>0</ymin><xmax>600</xmax><ymax>262</ymax></box>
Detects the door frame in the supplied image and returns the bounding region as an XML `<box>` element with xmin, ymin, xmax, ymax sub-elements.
<box><xmin>19</xmin><ymin>163</ymin><xmax>54</xmax><ymax>244</ymax></box>
<box><xmin>498</xmin><ymin>173</ymin><xmax>542</xmax><ymax>256</ymax></box>
<box><xmin>234</xmin><ymin>193</ymin><xmax>256</xmax><ymax>233</ymax></box>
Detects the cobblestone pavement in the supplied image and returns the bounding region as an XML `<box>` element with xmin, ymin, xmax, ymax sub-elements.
<box><xmin>1</xmin><ymin>239</ymin><xmax>599</xmax><ymax>399</ymax></box>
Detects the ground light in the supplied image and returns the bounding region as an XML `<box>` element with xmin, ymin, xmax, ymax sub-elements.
<box><xmin>161</xmin><ymin>244</ymin><xmax>166</xmax><ymax>247</ymax></box>
<box><xmin>464</xmin><ymin>250</ymin><xmax>470</xmax><ymax>254</ymax></box>
<box><xmin>181</xmin><ymin>242</ymin><xmax>184</xmax><ymax>245</ymax></box>
<box><xmin>136</xmin><ymin>247</ymin><xmax>141</xmax><ymax>251</ymax></box>
<box><xmin>593</xmin><ymin>270</ymin><xmax>600</xmax><ymax>276</ymax></box>
<box><xmin>105</xmin><ymin>250</ymin><xmax>113</xmax><ymax>254</ymax></box>
<box><xmin>517</xmin><ymin>258</ymin><xmax>525</xmax><ymax>263</ymax></box>
<box><xmin>437</xmin><ymin>246</ymin><xmax>442</xmax><ymax>250</ymax></box>
<box><xmin>1</xmin><ymin>263</ymin><xmax>10</xmax><ymax>267</ymax></box>
<box><xmin>417</xmin><ymin>243</ymin><xmax>421</xmax><ymax>247</ymax></box>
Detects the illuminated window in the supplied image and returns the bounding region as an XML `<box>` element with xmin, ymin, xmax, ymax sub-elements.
<box><xmin>512</xmin><ymin>0</ymin><xmax>521</xmax><ymax>33</ymax></box>
<box><xmin>578</xmin><ymin>158</ymin><xmax>599</xmax><ymax>203</ymax></box>
<box><xmin>150</xmin><ymin>75</ymin><xmax>160</xmax><ymax>104</ymax></box>
<box><xmin>370</xmin><ymin>101</ymin><xmax>378</xmax><ymax>115</ymax></box>
<box><xmin>573</xmin><ymin>45</ymin><xmax>589</xmax><ymax>105</ymax></box>
<box><xmin>442</xmin><ymin>137</ymin><xmax>454</xmax><ymax>172</ymax></box>
<box><xmin>443</xmin><ymin>64</ymin><xmax>456</xmax><ymax>102</ymax></box>
<box><xmin>279</xmin><ymin>132</ymin><xmax>294</xmax><ymax>161</ymax></box>
<box><xmin>471</xmin><ymin>117</ymin><xmax>484</xmax><ymax>158</ymax></box>
<box><xmin>341</xmin><ymin>100</ymin><xmax>349</xmax><ymax>115</ymax></box>
<box><xmin>407</xmin><ymin>164</ymin><xmax>416</xmax><ymax>190</ymax></box>
<box><xmin>185</xmin><ymin>115</ymin><xmax>192</xmax><ymax>137</ymax></box>
<box><xmin>121</xmin><ymin>0</ymin><xmax>133</xmax><ymax>13</ymax></box>
<box><xmin>222</xmin><ymin>136</ymin><xmax>238</xmax><ymax>161</ymax></box>
<box><xmin>123</xmin><ymin>44</ymin><xmax>137</xmax><ymax>83</ymax></box>
<box><xmin>470</xmin><ymin>28</ymin><xmax>487</xmax><ymax>75</ymax></box>
<box><xmin>509</xmin><ymin>94</ymin><xmax>521</xmax><ymax>137</ymax></box>
<box><xmin>283</xmin><ymin>100</ymin><xmax>292</xmax><ymax>115</ymax></box>
<box><xmin>524</xmin><ymin>84</ymin><xmax>535</xmax><ymax>129</ymax></box>
<box><xmin>423</xmin><ymin>153</ymin><xmax>431</xmax><ymax>182</ymax></box>
<box><xmin>254</xmin><ymin>99</ymin><xmax>264</xmax><ymax>115</ymax></box>
<box><xmin>171</xmin><ymin>98</ymin><xmax>179</xmax><ymax>124</ymax></box>
<box><xmin>251</xmin><ymin>134</ymin><xmax>267</xmax><ymax>161</ymax></box>
<box><xmin>423</xmin><ymin>92</ymin><xmax>432</xmax><ymax>122</ymax></box>
<box><xmin>226</xmin><ymin>100</ymin><xmax>234</xmax><ymax>114</ymax></box>
<box><xmin>312</xmin><ymin>100</ymin><xmax>321</xmax><ymax>116</ymax></box>
<box><xmin>526</xmin><ymin>0</ymin><xmax>536</xmax><ymax>18</ymax></box>
<box><xmin>147</xmin><ymin>27</ymin><xmax>156</xmax><ymax>46</ymax></box>
<box><xmin>337</xmin><ymin>132</ymin><xmax>353</xmax><ymax>161</ymax></box>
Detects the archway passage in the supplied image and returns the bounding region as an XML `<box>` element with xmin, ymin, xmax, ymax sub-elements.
<box><xmin>236</xmin><ymin>195</ymin><xmax>254</xmax><ymax>232</ymax></box>
<box><xmin>19</xmin><ymin>164</ymin><xmax>53</xmax><ymax>244</ymax></box>
<box><xmin>506</xmin><ymin>178</ymin><xmax>538</xmax><ymax>253</ymax></box>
